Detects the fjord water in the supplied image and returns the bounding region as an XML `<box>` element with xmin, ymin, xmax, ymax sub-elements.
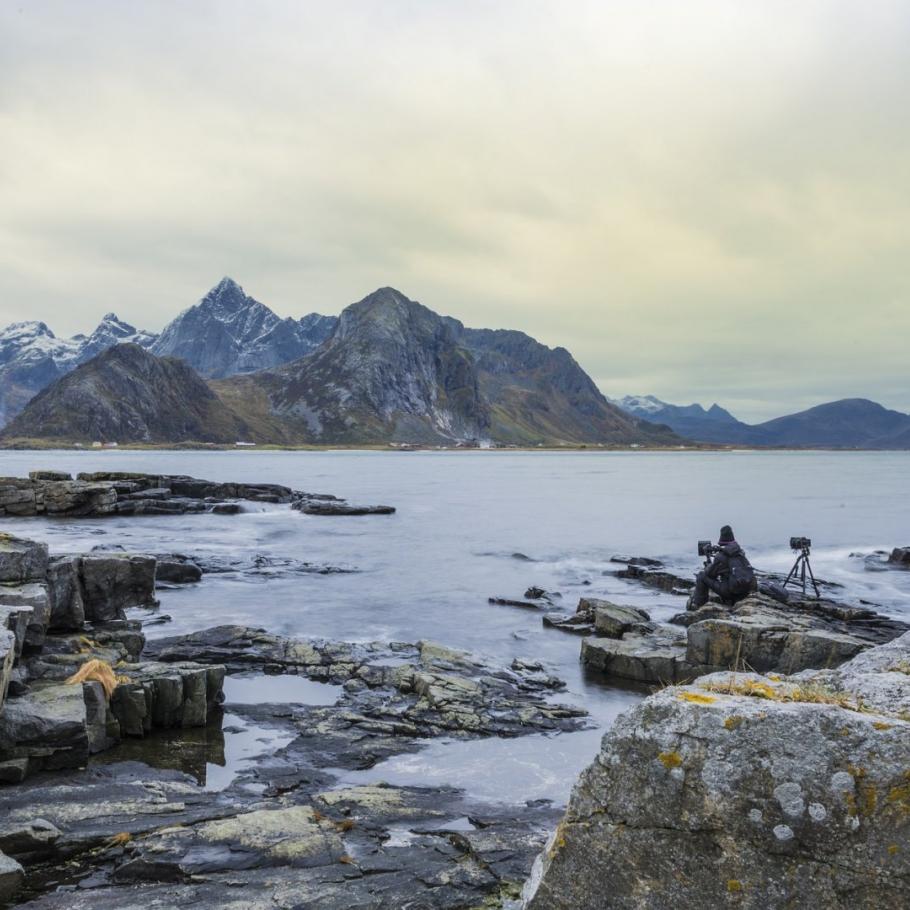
<box><xmin>2</xmin><ymin>450</ymin><xmax>908</xmax><ymax>803</ymax></box>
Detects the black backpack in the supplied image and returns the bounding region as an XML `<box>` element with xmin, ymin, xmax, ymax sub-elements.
<box><xmin>727</xmin><ymin>552</ymin><xmax>755</xmax><ymax>596</ymax></box>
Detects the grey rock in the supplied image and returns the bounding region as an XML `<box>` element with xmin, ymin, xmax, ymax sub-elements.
<box><xmin>46</xmin><ymin>556</ymin><xmax>86</xmax><ymax>631</ymax></box>
<box><xmin>0</xmin><ymin>681</ymin><xmax>89</xmax><ymax>772</ymax></box>
<box><xmin>0</xmin><ymin>849</ymin><xmax>24</xmax><ymax>904</ymax></box>
<box><xmin>0</xmin><ymin>818</ymin><xmax>61</xmax><ymax>860</ymax></box>
<box><xmin>590</xmin><ymin>601</ymin><xmax>650</xmax><ymax>638</ymax></box>
<box><xmin>292</xmin><ymin>496</ymin><xmax>396</xmax><ymax>516</ymax></box>
<box><xmin>889</xmin><ymin>547</ymin><xmax>910</xmax><ymax>568</ymax></box>
<box><xmin>581</xmin><ymin>626</ymin><xmax>693</xmax><ymax>684</ymax></box>
<box><xmin>154</xmin><ymin>554</ymin><xmax>203</xmax><ymax>584</ymax></box>
<box><xmin>79</xmin><ymin>554</ymin><xmax>157</xmax><ymax>621</ymax></box>
<box><xmin>0</xmin><ymin>629</ymin><xmax>15</xmax><ymax>710</ymax></box>
<box><xmin>0</xmin><ymin>582</ymin><xmax>51</xmax><ymax>649</ymax></box>
<box><xmin>0</xmin><ymin>534</ymin><xmax>48</xmax><ymax>584</ymax></box>
<box><xmin>0</xmin><ymin>602</ymin><xmax>33</xmax><ymax>659</ymax></box>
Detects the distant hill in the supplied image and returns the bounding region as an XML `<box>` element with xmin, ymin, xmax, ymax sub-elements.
<box><xmin>150</xmin><ymin>277</ymin><xmax>336</xmax><ymax>379</ymax></box>
<box><xmin>615</xmin><ymin>395</ymin><xmax>749</xmax><ymax>443</ymax></box>
<box><xmin>2</xmin><ymin>344</ymin><xmax>250</xmax><ymax>444</ymax></box>
<box><xmin>0</xmin><ymin>315</ymin><xmax>155</xmax><ymax>426</ymax></box>
<box><xmin>616</xmin><ymin>395</ymin><xmax>910</xmax><ymax>448</ymax></box>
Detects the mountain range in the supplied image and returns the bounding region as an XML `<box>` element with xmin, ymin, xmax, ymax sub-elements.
<box><xmin>2</xmin><ymin>284</ymin><xmax>670</xmax><ymax>446</ymax></box>
<box><xmin>616</xmin><ymin>394</ymin><xmax>910</xmax><ymax>449</ymax></box>
<box><xmin>2</xmin><ymin>278</ymin><xmax>907</xmax><ymax>448</ymax></box>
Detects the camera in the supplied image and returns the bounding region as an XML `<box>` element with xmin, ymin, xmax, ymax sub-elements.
<box><xmin>698</xmin><ymin>540</ymin><xmax>718</xmax><ymax>558</ymax></box>
<box><xmin>789</xmin><ymin>536</ymin><xmax>811</xmax><ymax>551</ymax></box>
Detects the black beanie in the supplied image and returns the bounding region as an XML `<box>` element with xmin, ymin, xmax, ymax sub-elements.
<box><xmin>719</xmin><ymin>525</ymin><xmax>735</xmax><ymax>544</ymax></box>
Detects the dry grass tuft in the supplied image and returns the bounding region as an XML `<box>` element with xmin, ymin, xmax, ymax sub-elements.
<box><xmin>65</xmin><ymin>659</ymin><xmax>125</xmax><ymax>699</ymax></box>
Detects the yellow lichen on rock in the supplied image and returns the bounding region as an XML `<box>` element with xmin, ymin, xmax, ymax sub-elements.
<box><xmin>677</xmin><ymin>692</ymin><xmax>717</xmax><ymax>705</ymax></box>
<box><xmin>658</xmin><ymin>750</ymin><xmax>683</xmax><ymax>769</ymax></box>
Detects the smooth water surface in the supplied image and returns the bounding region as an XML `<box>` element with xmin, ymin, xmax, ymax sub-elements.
<box><xmin>3</xmin><ymin>449</ymin><xmax>908</xmax><ymax>803</ymax></box>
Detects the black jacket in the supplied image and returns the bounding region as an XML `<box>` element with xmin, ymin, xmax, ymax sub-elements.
<box><xmin>706</xmin><ymin>542</ymin><xmax>751</xmax><ymax>583</ymax></box>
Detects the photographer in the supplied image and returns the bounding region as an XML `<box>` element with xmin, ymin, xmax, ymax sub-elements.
<box><xmin>690</xmin><ymin>525</ymin><xmax>755</xmax><ymax>608</ymax></box>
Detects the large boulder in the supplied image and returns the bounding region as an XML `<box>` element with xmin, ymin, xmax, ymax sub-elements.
<box><xmin>889</xmin><ymin>547</ymin><xmax>910</xmax><ymax>568</ymax></box>
<box><xmin>525</xmin><ymin>633</ymin><xmax>910</xmax><ymax>910</ymax></box>
<box><xmin>591</xmin><ymin>601</ymin><xmax>651</xmax><ymax>638</ymax></box>
<box><xmin>79</xmin><ymin>554</ymin><xmax>157</xmax><ymax>621</ymax></box>
<box><xmin>0</xmin><ymin>534</ymin><xmax>48</xmax><ymax>584</ymax></box>
<box><xmin>46</xmin><ymin>556</ymin><xmax>86</xmax><ymax>631</ymax></box>
<box><xmin>0</xmin><ymin>682</ymin><xmax>90</xmax><ymax>772</ymax></box>
<box><xmin>154</xmin><ymin>554</ymin><xmax>203</xmax><ymax>584</ymax></box>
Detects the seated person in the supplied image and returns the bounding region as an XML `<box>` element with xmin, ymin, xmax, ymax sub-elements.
<box><xmin>690</xmin><ymin>525</ymin><xmax>755</xmax><ymax>608</ymax></box>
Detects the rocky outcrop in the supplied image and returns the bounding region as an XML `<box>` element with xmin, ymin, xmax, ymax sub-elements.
<box><xmin>582</xmin><ymin>593</ymin><xmax>909</xmax><ymax>686</ymax></box>
<box><xmin>525</xmin><ymin>632</ymin><xmax>910</xmax><ymax>910</ymax></box>
<box><xmin>889</xmin><ymin>547</ymin><xmax>910</xmax><ymax>568</ymax></box>
<box><xmin>0</xmin><ymin>471</ymin><xmax>393</xmax><ymax>518</ymax></box>
<box><xmin>146</xmin><ymin>627</ymin><xmax>585</xmax><ymax>739</ymax></box>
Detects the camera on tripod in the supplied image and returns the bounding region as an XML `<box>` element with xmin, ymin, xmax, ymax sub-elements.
<box><xmin>784</xmin><ymin>534</ymin><xmax>820</xmax><ymax>598</ymax></box>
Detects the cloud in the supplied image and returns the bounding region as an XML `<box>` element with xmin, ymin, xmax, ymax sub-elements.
<box><xmin>1</xmin><ymin>0</ymin><xmax>908</xmax><ymax>420</ymax></box>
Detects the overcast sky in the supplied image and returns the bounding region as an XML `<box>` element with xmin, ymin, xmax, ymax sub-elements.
<box><xmin>1</xmin><ymin>1</ymin><xmax>908</xmax><ymax>421</ymax></box>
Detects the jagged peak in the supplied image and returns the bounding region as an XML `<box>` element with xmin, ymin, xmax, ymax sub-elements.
<box><xmin>1</xmin><ymin>319</ymin><xmax>56</xmax><ymax>339</ymax></box>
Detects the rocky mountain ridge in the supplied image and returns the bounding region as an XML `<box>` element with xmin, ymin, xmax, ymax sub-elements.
<box><xmin>215</xmin><ymin>287</ymin><xmax>672</xmax><ymax>446</ymax></box>
<box><xmin>0</xmin><ymin>278</ymin><xmax>334</xmax><ymax>427</ymax></box>
<box><xmin>4</xmin><ymin>290</ymin><xmax>673</xmax><ymax>447</ymax></box>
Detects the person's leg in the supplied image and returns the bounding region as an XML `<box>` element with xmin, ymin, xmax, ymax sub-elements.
<box><xmin>707</xmin><ymin>577</ymin><xmax>733</xmax><ymax>606</ymax></box>
<box><xmin>691</xmin><ymin>571</ymin><xmax>710</xmax><ymax>608</ymax></box>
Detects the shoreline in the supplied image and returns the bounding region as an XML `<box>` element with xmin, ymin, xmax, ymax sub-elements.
<box><xmin>1</xmin><ymin>440</ymin><xmax>908</xmax><ymax>454</ymax></box>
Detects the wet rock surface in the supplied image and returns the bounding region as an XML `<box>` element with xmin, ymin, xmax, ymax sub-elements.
<box><xmin>525</xmin><ymin>632</ymin><xmax>910</xmax><ymax>910</ymax></box>
<box><xmin>0</xmin><ymin>473</ymin><xmax>394</xmax><ymax>519</ymax></box>
<box><xmin>0</xmin><ymin>527</ymin><xmax>585</xmax><ymax>909</ymax></box>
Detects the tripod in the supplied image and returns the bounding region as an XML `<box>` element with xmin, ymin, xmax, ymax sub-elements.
<box><xmin>783</xmin><ymin>546</ymin><xmax>820</xmax><ymax>599</ymax></box>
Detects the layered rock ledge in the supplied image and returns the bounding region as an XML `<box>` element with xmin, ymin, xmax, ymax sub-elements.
<box><xmin>0</xmin><ymin>471</ymin><xmax>394</xmax><ymax>518</ymax></box>
<box><xmin>524</xmin><ymin>631</ymin><xmax>910</xmax><ymax>910</ymax></box>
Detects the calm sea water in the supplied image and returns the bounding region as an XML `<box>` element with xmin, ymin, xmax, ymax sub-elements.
<box><xmin>2</xmin><ymin>450</ymin><xmax>908</xmax><ymax>803</ymax></box>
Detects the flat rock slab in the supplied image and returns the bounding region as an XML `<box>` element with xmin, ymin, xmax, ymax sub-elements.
<box><xmin>582</xmin><ymin>627</ymin><xmax>693</xmax><ymax>685</ymax></box>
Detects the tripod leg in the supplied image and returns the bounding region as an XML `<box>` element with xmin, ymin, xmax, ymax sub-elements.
<box><xmin>805</xmin><ymin>557</ymin><xmax>820</xmax><ymax>599</ymax></box>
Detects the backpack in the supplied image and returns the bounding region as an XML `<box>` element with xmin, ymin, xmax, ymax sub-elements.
<box><xmin>727</xmin><ymin>552</ymin><xmax>755</xmax><ymax>597</ymax></box>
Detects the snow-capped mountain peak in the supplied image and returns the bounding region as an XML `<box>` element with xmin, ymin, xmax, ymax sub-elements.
<box><xmin>150</xmin><ymin>278</ymin><xmax>337</xmax><ymax>378</ymax></box>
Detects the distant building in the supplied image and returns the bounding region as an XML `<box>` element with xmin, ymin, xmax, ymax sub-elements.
<box><xmin>234</xmin><ymin>441</ymin><xmax>257</xmax><ymax>447</ymax></box>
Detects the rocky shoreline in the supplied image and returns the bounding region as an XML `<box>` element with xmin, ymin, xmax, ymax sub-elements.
<box><xmin>0</xmin><ymin>472</ymin><xmax>394</xmax><ymax>518</ymax></box>
<box><xmin>2</xmin><ymin>483</ymin><xmax>908</xmax><ymax>908</ymax></box>
<box><xmin>0</xmin><ymin>529</ymin><xmax>585</xmax><ymax>907</ymax></box>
